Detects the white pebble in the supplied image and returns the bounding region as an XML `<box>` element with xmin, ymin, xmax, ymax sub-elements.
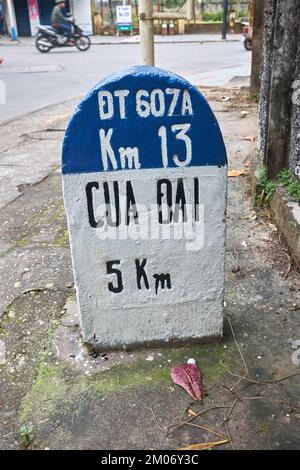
<box><xmin>187</xmin><ymin>358</ymin><xmax>196</xmax><ymax>365</ymax></box>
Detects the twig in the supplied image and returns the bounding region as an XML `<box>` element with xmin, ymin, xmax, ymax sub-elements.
<box><xmin>212</xmin><ymin>398</ymin><xmax>238</xmax><ymax>438</ymax></box>
<box><xmin>184</xmin><ymin>422</ymin><xmax>229</xmax><ymax>440</ymax></box>
<box><xmin>225</xmin><ymin>421</ymin><xmax>234</xmax><ymax>450</ymax></box>
<box><xmin>168</xmin><ymin>405</ymin><xmax>231</xmax><ymax>433</ymax></box>
<box><xmin>150</xmin><ymin>406</ymin><xmax>186</xmax><ymax>447</ymax></box>
<box><xmin>221</xmin><ymin>399</ymin><xmax>238</xmax><ymax>426</ymax></box>
<box><xmin>220</xmin><ymin>361</ymin><xmax>300</xmax><ymax>387</ymax></box>
<box><xmin>266</xmin><ymin>372</ymin><xmax>300</xmax><ymax>385</ymax></box>
<box><xmin>226</xmin><ymin>315</ymin><xmax>249</xmax><ymax>376</ymax></box>
<box><xmin>150</xmin><ymin>406</ymin><xmax>166</xmax><ymax>435</ymax></box>
<box><xmin>220</xmin><ymin>361</ymin><xmax>258</xmax><ymax>385</ymax></box>
<box><xmin>229</xmin><ymin>377</ymin><xmax>244</xmax><ymax>392</ymax></box>
<box><xmin>235</xmin><ymin>395</ymin><xmax>300</xmax><ymax>414</ymax></box>
<box><xmin>288</xmin><ymin>306</ymin><xmax>300</xmax><ymax>312</ymax></box>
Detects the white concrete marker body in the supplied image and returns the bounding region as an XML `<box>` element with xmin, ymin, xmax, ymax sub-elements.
<box><xmin>62</xmin><ymin>66</ymin><xmax>227</xmax><ymax>349</ymax></box>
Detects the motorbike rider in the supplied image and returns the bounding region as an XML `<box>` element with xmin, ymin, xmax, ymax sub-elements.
<box><xmin>51</xmin><ymin>1</ymin><xmax>73</xmax><ymax>39</ymax></box>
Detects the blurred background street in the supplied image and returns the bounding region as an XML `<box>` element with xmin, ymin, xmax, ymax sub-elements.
<box><xmin>0</xmin><ymin>37</ymin><xmax>250</xmax><ymax>122</ymax></box>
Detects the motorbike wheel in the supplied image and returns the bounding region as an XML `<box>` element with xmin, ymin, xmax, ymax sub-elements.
<box><xmin>35</xmin><ymin>35</ymin><xmax>52</xmax><ymax>53</ymax></box>
<box><xmin>244</xmin><ymin>38</ymin><xmax>252</xmax><ymax>51</ymax></box>
<box><xmin>75</xmin><ymin>35</ymin><xmax>91</xmax><ymax>51</ymax></box>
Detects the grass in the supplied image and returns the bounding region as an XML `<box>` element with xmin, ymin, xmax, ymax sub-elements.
<box><xmin>202</xmin><ymin>10</ymin><xmax>249</xmax><ymax>23</ymax></box>
<box><xmin>256</xmin><ymin>166</ymin><xmax>276</xmax><ymax>207</ymax></box>
<box><xmin>278</xmin><ymin>169</ymin><xmax>300</xmax><ymax>203</ymax></box>
<box><xmin>202</xmin><ymin>11</ymin><xmax>223</xmax><ymax>22</ymax></box>
<box><xmin>20</xmin><ymin>424</ymin><xmax>33</xmax><ymax>448</ymax></box>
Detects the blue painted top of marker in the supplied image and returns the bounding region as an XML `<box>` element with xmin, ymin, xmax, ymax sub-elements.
<box><xmin>62</xmin><ymin>65</ymin><xmax>227</xmax><ymax>174</ymax></box>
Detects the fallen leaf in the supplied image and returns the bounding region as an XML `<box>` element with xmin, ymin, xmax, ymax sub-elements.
<box><xmin>177</xmin><ymin>438</ymin><xmax>229</xmax><ymax>451</ymax></box>
<box><xmin>228</xmin><ymin>169</ymin><xmax>250</xmax><ymax>177</ymax></box>
<box><xmin>186</xmin><ymin>407</ymin><xmax>198</xmax><ymax>417</ymax></box>
<box><xmin>268</xmin><ymin>223</ymin><xmax>278</xmax><ymax>232</ymax></box>
<box><xmin>242</xmin><ymin>135</ymin><xmax>256</xmax><ymax>142</ymax></box>
<box><xmin>240</xmin><ymin>111</ymin><xmax>250</xmax><ymax>118</ymax></box>
<box><xmin>171</xmin><ymin>363</ymin><xmax>202</xmax><ymax>401</ymax></box>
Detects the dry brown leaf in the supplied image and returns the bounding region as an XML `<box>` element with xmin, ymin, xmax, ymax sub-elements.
<box><xmin>240</xmin><ymin>111</ymin><xmax>250</xmax><ymax>118</ymax></box>
<box><xmin>186</xmin><ymin>408</ymin><xmax>198</xmax><ymax>417</ymax></box>
<box><xmin>177</xmin><ymin>438</ymin><xmax>229</xmax><ymax>451</ymax></box>
<box><xmin>268</xmin><ymin>223</ymin><xmax>278</xmax><ymax>232</ymax></box>
<box><xmin>242</xmin><ymin>135</ymin><xmax>256</xmax><ymax>142</ymax></box>
<box><xmin>228</xmin><ymin>169</ymin><xmax>250</xmax><ymax>177</ymax></box>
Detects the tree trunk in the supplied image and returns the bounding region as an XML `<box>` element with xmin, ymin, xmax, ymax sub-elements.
<box><xmin>250</xmin><ymin>0</ymin><xmax>264</xmax><ymax>95</ymax></box>
<box><xmin>261</xmin><ymin>0</ymin><xmax>300</xmax><ymax>178</ymax></box>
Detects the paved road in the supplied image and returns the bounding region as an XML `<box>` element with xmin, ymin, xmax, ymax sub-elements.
<box><xmin>0</xmin><ymin>40</ymin><xmax>250</xmax><ymax>123</ymax></box>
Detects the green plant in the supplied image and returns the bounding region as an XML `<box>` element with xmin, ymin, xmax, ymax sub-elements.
<box><xmin>256</xmin><ymin>167</ymin><xmax>276</xmax><ymax>207</ymax></box>
<box><xmin>20</xmin><ymin>424</ymin><xmax>33</xmax><ymax>448</ymax></box>
<box><xmin>202</xmin><ymin>11</ymin><xmax>223</xmax><ymax>22</ymax></box>
<box><xmin>238</xmin><ymin>10</ymin><xmax>249</xmax><ymax>19</ymax></box>
<box><xmin>279</xmin><ymin>169</ymin><xmax>300</xmax><ymax>203</ymax></box>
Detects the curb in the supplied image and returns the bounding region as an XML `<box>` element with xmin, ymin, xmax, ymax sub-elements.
<box><xmin>91</xmin><ymin>39</ymin><xmax>240</xmax><ymax>45</ymax></box>
<box><xmin>0</xmin><ymin>38</ymin><xmax>241</xmax><ymax>47</ymax></box>
<box><xmin>0</xmin><ymin>41</ymin><xmax>20</xmax><ymax>46</ymax></box>
<box><xmin>251</xmin><ymin>168</ymin><xmax>300</xmax><ymax>260</ymax></box>
<box><xmin>0</xmin><ymin>95</ymin><xmax>81</xmax><ymax>126</ymax></box>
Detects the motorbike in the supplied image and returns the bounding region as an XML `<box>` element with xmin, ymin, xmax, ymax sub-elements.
<box><xmin>35</xmin><ymin>18</ymin><xmax>91</xmax><ymax>53</ymax></box>
<box><xmin>241</xmin><ymin>21</ymin><xmax>253</xmax><ymax>51</ymax></box>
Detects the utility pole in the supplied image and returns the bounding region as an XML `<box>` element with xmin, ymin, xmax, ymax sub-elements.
<box><xmin>138</xmin><ymin>0</ymin><xmax>194</xmax><ymax>66</ymax></box>
<box><xmin>187</xmin><ymin>0</ymin><xmax>194</xmax><ymax>22</ymax></box>
<box><xmin>6</xmin><ymin>0</ymin><xmax>17</xmax><ymax>40</ymax></box>
<box><xmin>100</xmin><ymin>0</ymin><xmax>104</xmax><ymax>22</ymax></box>
<box><xmin>222</xmin><ymin>0</ymin><xmax>228</xmax><ymax>40</ymax></box>
<box><xmin>139</xmin><ymin>0</ymin><xmax>154</xmax><ymax>66</ymax></box>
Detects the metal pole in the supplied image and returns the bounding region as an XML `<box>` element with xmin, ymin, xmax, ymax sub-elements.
<box><xmin>186</xmin><ymin>0</ymin><xmax>195</xmax><ymax>21</ymax></box>
<box><xmin>186</xmin><ymin>0</ymin><xmax>194</xmax><ymax>21</ymax></box>
<box><xmin>6</xmin><ymin>0</ymin><xmax>17</xmax><ymax>40</ymax></box>
<box><xmin>222</xmin><ymin>0</ymin><xmax>228</xmax><ymax>40</ymax></box>
<box><xmin>139</xmin><ymin>0</ymin><xmax>154</xmax><ymax>66</ymax></box>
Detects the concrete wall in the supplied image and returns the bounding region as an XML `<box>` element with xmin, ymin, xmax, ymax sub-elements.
<box><xmin>184</xmin><ymin>21</ymin><xmax>242</xmax><ymax>34</ymax></box>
